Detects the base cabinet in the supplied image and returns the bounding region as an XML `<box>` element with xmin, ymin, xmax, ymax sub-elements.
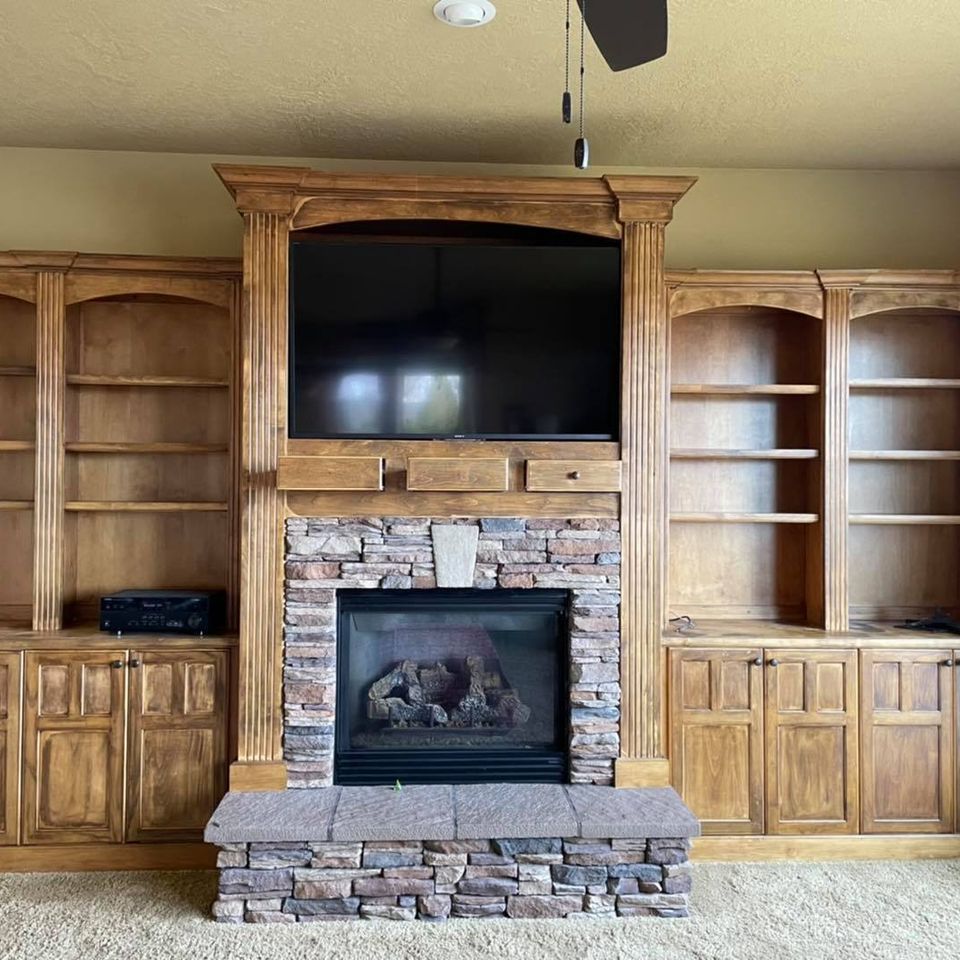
<box><xmin>671</xmin><ymin>646</ymin><xmax>957</xmax><ymax>837</ymax></box>
<box><xmin>18</xmin><ymin>646</ymin><xmax>229</xmax><ymax>846</ymax></box>
<box><xmin>126</xmin><ymin>650</ymin><xmax>228</xmax><ymax>842</ymax></box>
<box><xmin>0</xmin><ymin>653</ymin><xmax>21</xmax><ymax>845</ymax></box>
<box><xmin>670</xmin><ymin>648</ymin><xmax>765</xmax><ymax>835</ymax></box>
<box><xmin>764</xmin><ymin>650</ymin><xmax>859</xmax><ymax>835</ymax></box>
<box><xmin>860</xmin><ymin>650</ymin><xmax>955</xmax><ymax>834</ymax></box>
<box><xmin>22</xmin><ymin>651</ymin><xmax>126</xmax><ymax>845</ymax></box>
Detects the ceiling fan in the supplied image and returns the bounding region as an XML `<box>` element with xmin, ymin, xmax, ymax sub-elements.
<box><xmin>566</xmin><ymin>1</ymin><xmax>669</xmax><ymax>167</ymax></box>
<box><xmin>576</xmin><ymin>0</ymin><xmax>668</xmax><ymax>73</ymax></box>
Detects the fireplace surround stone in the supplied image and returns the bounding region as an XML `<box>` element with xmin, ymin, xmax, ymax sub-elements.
<box><xmin>284</xmin><ymin>517</ymin><xmax>622</xmax><ymax>787</ymax></box>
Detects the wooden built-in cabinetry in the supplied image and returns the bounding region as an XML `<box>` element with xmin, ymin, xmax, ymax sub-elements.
<box><xmin>0</xmin><ymin>254</ymin><xmax>238</xmax><ymax>868</ymax></box>
<box><xmin>4</xmin><ymin>637</ymin><xmax>231</xmax><ymax>851</ymax></box>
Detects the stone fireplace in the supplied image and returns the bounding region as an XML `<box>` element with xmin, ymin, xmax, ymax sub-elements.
<box><xmin>283</xmin><ymin>516</ymin><xmax>622</xmax><ymax>788</ymax></box>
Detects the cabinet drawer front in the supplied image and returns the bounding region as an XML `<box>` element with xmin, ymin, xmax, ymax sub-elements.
<box><xmin>406</xmin><ymin>458</ymin><xmax>508</xmax><ymax>492</ymax></box>
<box><xmin>277</xmin><ymin>456</ymin><xmax>383</xmax><ymax>491</ymax></box>
<box><xmin>526</xmin><ymin>460</ymin><xmax>622</xmax><ymax>492</ymax></box>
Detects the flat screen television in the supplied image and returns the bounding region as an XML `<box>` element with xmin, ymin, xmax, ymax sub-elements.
<box><xmin>289</xmin><ymin>233</ymin><xmax>621</xmax><ymax>440</ymax></box>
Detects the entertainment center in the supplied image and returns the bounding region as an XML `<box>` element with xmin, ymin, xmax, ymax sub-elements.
<box><xmin>2</xmin><ymin>166</ymin><xmax>960</xmax><ymax>898</ymax></box>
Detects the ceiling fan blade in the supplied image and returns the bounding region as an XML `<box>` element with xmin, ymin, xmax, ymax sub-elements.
<box><xmin>575</xmin><ymin>0</ymin><xmax>668</xmax><ymax>72</ymax></box>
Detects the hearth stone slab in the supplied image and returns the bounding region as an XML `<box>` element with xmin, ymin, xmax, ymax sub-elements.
<box><xmin>206</xmin><ymin>787</ymin><xmax>342</xmax><ymax>844</ymax></box>
<box><xmin>454</xmin><ymin>784</ymin><xmax>578</xmax><ymax>840</ymax></box>
<box><xmin>331</xmin><ymin>785</ymin><xmax>456</xmax><ymax>841</ymax></box>
<box><xmin>206</xmin><ymin>785</ymin><xmax>698</xmax><ymax>846</ymax></box>
<box><xmin>568</xmin><ymin>786</ymin><xmax>701</xmax><ymax>839</ymax></box>
<box><xmin>206</xmin><ymin>786</ymin><xmax>697</xmax><ymax>923</ymax></box>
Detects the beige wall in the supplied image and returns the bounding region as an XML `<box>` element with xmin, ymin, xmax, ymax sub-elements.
<box><xmin>1</xmin><ymin>147</ymin><xmax>958</xmax><ymax>270</ymax></box>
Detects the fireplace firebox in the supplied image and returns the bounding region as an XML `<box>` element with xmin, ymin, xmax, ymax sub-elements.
<box><xmin>335</xmin><ymin>589</ymin><xmax>569</xmax><ymax>785</ymax></box>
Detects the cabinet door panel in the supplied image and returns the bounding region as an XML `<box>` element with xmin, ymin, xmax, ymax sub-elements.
<box><xmin>0</xmin><ymin>652</ymin><xmax>21</xmax><ymax>845</ymax></box>
<box><xmin>670</xmin><ymin>648</ymin><xmax>764</xmax><ymax>835</ymax></box>
<box><xmin>22</xmin><ymin>651</ymin><xmax>125</xmax><ymax>844</ymax></box>
<box><xmin>861</xmin><ymin>650</ymin><xmax>955</xmax><ymax>834</ymax></box>
<box><xmin>127</xmin><ymin>650</ymin><xmax>227</xmax><ymax>842</ymax></box>
<box><xmin>765</xmin><ymin>650</ymin><xmax>859</xmax><ymax>835</ymax></box>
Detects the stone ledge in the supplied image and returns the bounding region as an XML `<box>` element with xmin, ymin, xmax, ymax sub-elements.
<box><xmin>205</xmin><ymin>785</ymin><xmax>699</xmax><ymax>845</ymax></box>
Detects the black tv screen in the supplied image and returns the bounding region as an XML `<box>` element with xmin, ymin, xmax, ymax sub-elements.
<box><xmin>289</xmin><ymin>237</ymin><xmax>621</xmax><ymax>439</ymax></box>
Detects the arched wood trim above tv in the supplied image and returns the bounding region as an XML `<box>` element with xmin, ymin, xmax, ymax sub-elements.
<box><xmin>213</xmin><ymin>164</ymin><xmax>696</xmax><ymax>240</ymax></box>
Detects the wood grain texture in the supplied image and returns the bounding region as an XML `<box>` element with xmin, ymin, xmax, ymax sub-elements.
<box><xmin>229</xmin><ymin>760</ymin><xmax>288</xmax><ymax>792</ymax></box>
<box><xmin>406</xmin><ymin>457</ymin><xmax>508</xmax><ymax>492</ymax></box>
<box><xmin>668</xmin><ymin>271</ymin><xmax>824</xmax><ymax>320</ymax></box>
<box><xmin>692</xmin><ymin>834</ymin><xmax>960</xmax><ymax>862</ymax></box>
<box><xmin>0</xmin><ymin>841</ymin><xmax>217</xmax><ymax>872</ymax></box>
<box><xmin>32</xmin><ymin>273</ymin><xmax>65</xmax><ymax>632</ymax></box>
<box><xmin>860</xmin><ymin>650</ymin><xmax>955</xmax><ymax>834</ymax></box>
<box><xmin>669</xmin><ymin>648</ymin><xmax>765</xmax><ymax>835</ymax></box>
<box><xmin>237</xmin><ymin>211</ymin><xmax>288</xmax><ymax>767</ymax></box>
<box><xmin>823</xmin><ymin>286</ymin><xmax>851</xmax><ymax>631</ymax></box>
<box><xmin>525</xmin><ymin>459</ymin><xmax>622</xmax><ymax>492</ymax></box>
<box><xmin>22</xmin><ymin>650</ymin><xmax>125</xmax><ymax>845</ymax></box>
<box><xmin>764</xmin><ymin>650</ymin><xmax>859</xmax><ymax>834</ymax></box>
<box><xmin>277</xmin><ymin>456</ymin><xmax>384</xmax><ymax>491</ymax></box>
<box><xmin>285</xmin><ymin>490</ymin><xmax>619</xmax><ymax>519</ymax></box>
<box><xmin>613</xmin><ymin>758</ymin><xmax>671</xmax><ymax>787</ymax></box>
<box><xmin>620</xmin><ymin>220</ymin><xmax>669</xmax><ymax>761</ymax></box>
<box><xmin>126</xmin><ymin>649</ymin><xmax>228</xmax><ymax>842</ymax></box>
<box><xmin>0</xmin><ymin>653</ymin><xmax>20</xmax><ymax>845</ymax></box>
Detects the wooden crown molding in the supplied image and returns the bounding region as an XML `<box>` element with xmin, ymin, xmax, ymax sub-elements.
<box><xmin>213</xmin><ymin>164</ymin><xmax>698</xmax><ymax>237</ymax></box>
<box><xmin>1</xmin><ymin>250</ymin><xmax>241</xmax><ymax>277</ymax></box>
<box><xmin>817</xmin><ymin>269</ymin><xmax>960</xmax><ymax>318</ymax></box>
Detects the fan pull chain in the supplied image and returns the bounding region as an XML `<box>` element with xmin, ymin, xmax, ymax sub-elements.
<box><xmin>575</xmin><ymin>0</ymin><xmax>589</xmax><ymax>168</ymax></box>
<box><xmin>562</xmin><ymin>0</ymin><xmax>572</xmax><ymax>123</ymax></box>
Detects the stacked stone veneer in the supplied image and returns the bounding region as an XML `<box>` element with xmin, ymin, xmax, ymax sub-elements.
<box><xmin>213</xmin><ymin>836</ymin><xmax>692</xmax><ymax>922</ymax></box>
<box><xmin>284</xmin><ymin>516</ymin><xmax>622</xmax><ymax>786</ymax></box>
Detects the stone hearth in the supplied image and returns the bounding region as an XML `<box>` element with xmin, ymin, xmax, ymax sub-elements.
<box><xmin>284</xmin><ymin>517</ymin><xmax>622</xmax><ymax>787</ymax></box>
<box><xmin>206</xmin><ymin>784</ymin><xmax>699</xmax><ymax>922</ymax></box>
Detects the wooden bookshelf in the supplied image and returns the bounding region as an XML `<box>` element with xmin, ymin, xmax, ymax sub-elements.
<box><xmin>668</xmin><ymin>303</ymin><xmax>823</xmax><ymax>624</ymax></box>
<box><xmin>61</xmin><ymin>287</ymin><xmax>236</xmax><ymax>624</ymax></box>
<box><xmin>849</xmin><ymin>307</ymin><xmax>960</xmax><ymax>621</ymax></box>
<box><xmin>0</xmin><ymin>292</ymin><xmax>36</xmax><ymax>625</ymax></box>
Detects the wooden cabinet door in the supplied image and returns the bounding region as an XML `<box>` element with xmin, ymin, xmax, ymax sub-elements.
<box><xmin>0</xmin><ymin>652</ymin><xmax>21</xmax><ymax>845</ymax></box>
<box><xmin>126</xmin><ymin>649</ymin><xmax>228</xmax><ymax>842</ymax></box>
<box><xmin>670</xmin><ymin>648</ymin><xmax>764</xmax><ymax>835</ymax></box>
<box><xmin>22</xmin><ymin>651</ymin><xmax>125</xmax><ymax>844</ymax></box>
<box><xmin>765</xmin><ymin>650</ymin><xmax>859</xmax><ymax>835</ymax></box>
<box><xmin>861</xmin><ymin>650</ymin><xmax>955</xmax><ymax>834</ymax></box>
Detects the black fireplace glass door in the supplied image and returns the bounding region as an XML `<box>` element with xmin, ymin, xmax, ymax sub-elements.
<box><xmin>335</xmin><ymin>589</ymin><xmax>568</xmax><ymax>784</ymax></box>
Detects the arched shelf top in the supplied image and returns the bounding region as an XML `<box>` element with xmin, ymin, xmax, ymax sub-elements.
<box><xmin>850</xmin><ymin>290</ymin><xmax>960</xmax><ymax>320</ymax></box>
<box><xmin>668</xmin><ymin>271</ymin><xmax>824</xmax><ymax>319</ymax></box>
<box><xmin>65</xmin><ymin>275</ymin><xmax>234</xmax><ymax>309</ymax></box>
<box><xmin>0</xmin><ymin>273</ymin><xmax>38</xmax><ymax>303</ymax></box>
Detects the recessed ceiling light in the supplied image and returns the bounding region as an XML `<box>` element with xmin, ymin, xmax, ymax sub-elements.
<box><xmin>433</xmin><ymin>0</ymin><xmax>496</xmax><ymax>28</ymax></box>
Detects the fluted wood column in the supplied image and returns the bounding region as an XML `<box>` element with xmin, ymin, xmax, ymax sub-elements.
<box><xmin>619</xmin><ymin>221</ymin><xmax>670</xmax><ymax>764</ymax></box>
<box><xmin>32</xmin><ymin>271</ymin><xmax>65</xmax><ymax>631</ymax></box>
<box><xmin>822</xmin><ymin>284</ymin><xmax>852</xmax><ymax>632</ymax></box>
<box><xmin>233</xmin><ymin>210</ymin><xmax>290</xmax><ymax>790</ymax></box>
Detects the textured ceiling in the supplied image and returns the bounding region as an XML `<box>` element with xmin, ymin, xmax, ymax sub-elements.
<box><xmin>1</xmin><ymin>1</ymin><xmax>959</xmax><ymax>168</ymax></box>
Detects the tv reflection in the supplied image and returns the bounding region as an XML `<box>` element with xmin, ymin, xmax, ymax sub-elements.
<box><xmin>332</xmin><ymin>371</ymin><xmax>464</xmax><ymax>436</ymax></box>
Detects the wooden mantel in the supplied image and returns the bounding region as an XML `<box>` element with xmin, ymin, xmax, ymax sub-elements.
<box><xmin>215</xmin><ymin>164</ymin><xmax>696</xmax><ymax>791</ymax></box>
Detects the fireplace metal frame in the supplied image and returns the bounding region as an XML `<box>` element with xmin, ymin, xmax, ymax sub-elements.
<box><xmin>334</xmin><ymin>588</ymin><xmax>570</xmax><ymax>785</ymax></box>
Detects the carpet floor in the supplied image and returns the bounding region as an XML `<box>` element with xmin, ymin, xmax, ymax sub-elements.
<box><xmin>1</xmin><ymin>861</ymin><xmax>959</xmax><ymax>960</ymax></box>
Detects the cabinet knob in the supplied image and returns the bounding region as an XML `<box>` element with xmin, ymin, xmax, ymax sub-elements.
<box><xmin>569</xmin><ymin>470</ymin><xmax>581</xmax><ymax>480</ymax></box>
<box><xmin>944</xmin><ymin>658</ymin><xmax>955</xmax><ymax>667</ymax></box>
<box><xmin>752</xmin><ymin>657</ymin><xmax>763</xmax><ymax>666</ymax></box>
<box><xmin>129</xmin><ymin>658</ymin><xmax>141</xmax><ymax>668</ymax></box>
<box><xmin>768</xmin><ymin>658</ymin><xmax>780</xmax><ymax>667</ymax></box>
<box><xmin>111</xmin><ymin>660</ymin><xmax>124</xmax><ymax>670</ymax></box>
